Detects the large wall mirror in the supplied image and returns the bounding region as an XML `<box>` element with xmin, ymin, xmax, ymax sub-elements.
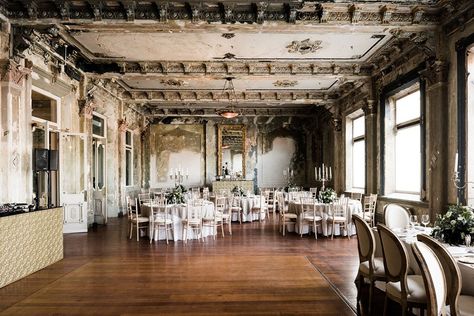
<box><xmin>217</xmin><ymin>124</ymin><xmax>246</xmax><ymax>178</ymax></box>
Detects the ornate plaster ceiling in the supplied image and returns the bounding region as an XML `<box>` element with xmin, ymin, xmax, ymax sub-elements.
<box><xmin>4</xmin><ymin>0</ymin><xmax>468</xmax><ymax>117</ymax></box>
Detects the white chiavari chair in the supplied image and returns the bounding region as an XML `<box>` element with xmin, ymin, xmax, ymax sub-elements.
<box><xmin>182</xmin><ymin>202</ymin><xmax>203</xmax><ymax>243</ymax></box>
<box><xmin>150</xmin><ymin>197</ymin><xmax>174</xmax><ymax>244</ymax></box>
<box><xmin>278</xmin><ymin>193</ymin><xmax>297</xmax><ymax>236</ymax></box>
<box><xmin>203</xmin><ymin>196</ymin><xmax>225</xmax><ymax>239</ymax></box>
<box><xmin>229</xmin><ymin>194</ymin><xmax>242</xmax><ymax>224</ymax></box>
<box><xmin>128</xmin><ymin>197</ymin><xmax>150</xmax><ymax>241</ymax></box>
<box><xmin>327</xmin><ymin>197</ymin><xmax>350</xmax><ymax>239</ymax></box>
<box><xmin>309</xmin><ymin>187</ymin><xmax>318</xmax><ymax>199</ymax></box>
<box><xmin>300</xmin><ymin>197</ymin><xmax>322</xmax><ymax>239</ymax></box>
<box><xmin>250</xmin><ymin>194</ymin><xmax>267</xmax><ymax>222</ymax></box>
<box><xmin>202</xmin><ymin>187</ymin><xmax>210</xmax><ymax>200</ymax></box>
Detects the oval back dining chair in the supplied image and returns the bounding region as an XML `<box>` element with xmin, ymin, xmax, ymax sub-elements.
<box><xmin>412</xmin><ymin>241</ymin><xmax>447</xmax><ymax>316</ymax></box>
<box><xmin>377</xmin><ymin>224</ymin><xmax>427</xmax><ymax>316</ymax></box>
<box><xmin>352</xmin><ymin>214</ymin><xmax>386</xmax><ymax>315</ymax></box>
<box><xmin>384</xmin><ymin>203</ymin><xmax>410</xmax><ymax>230</ymax></box>
<box><xmin>417</xmin><ymin>234</ymin><xmax>474</xmax><ymax>316</ymax></box>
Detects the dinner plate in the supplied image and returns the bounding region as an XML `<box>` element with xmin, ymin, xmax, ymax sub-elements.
<box><xmin>458</xmin><ymin>256</ymin><xmax>474</xmax><ymax>264</ymax></box>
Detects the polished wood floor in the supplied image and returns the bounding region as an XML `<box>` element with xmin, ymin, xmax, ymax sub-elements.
<box><xmin>0</xmin><ymin>216</ymin><xmax>362</xmax><ymax>315</ymax></box>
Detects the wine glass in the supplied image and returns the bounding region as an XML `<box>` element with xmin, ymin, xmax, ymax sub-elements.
<box><xmin>421</xmin><ymin>214</ymin><xmax>430</xmax><ymax>228</ymax></box>
<box><xmin>410</xmin><ymin>215</ymin><xmax>418</xmax><ymax>229</ymax></box>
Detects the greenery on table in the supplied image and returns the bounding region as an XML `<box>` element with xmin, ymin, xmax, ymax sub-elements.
<box><xmin>431</xmin><ymin>204</ymin><xmax>474</xmax><ymax>245</ymax></box>
<box><xmin>320</xmin><ymin>188</ymin><xmax>337</xmax><ymax>204</ymax></box>
<box><xmin>166</xmin><ymin>184</ymin><xmax>187</xmax><ymax>204</ymax></box>
<box><xmin>232</xmin><ymin>186</ymin><xmax>245</xmax><ymax>196</ymax></box>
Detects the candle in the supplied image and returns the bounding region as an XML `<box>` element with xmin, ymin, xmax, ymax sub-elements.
<box><xmin>318</xmin><ymin>167</ymin><xmax>321</xmax><ymax>180</ymax></box>
<box><xmin>329</xmin><ymin>167</ymin><xmax>332</xmax><ymax>179</ymax></box>
<box><xmin>455</xmin><ymin>152</ymin><xmax>458</xmax><ymax>173</ymax></box>
<box><xmin>291</xmin><ymin>170</ymin><xmax>294</xmax><ymax>177</ymax></box>
<box><xmin>186</xmin><ymin>168</ymin><xmax>189</xmax><ymax>176</ymax></box>
<box><xmin>314</xmin><ymin>167</ymin><xmax>317</xmax><ymax>179</ymax></box>
<box><xmin>326</xmin><ymin>167</ymin><xmax>328</xmax><ymax>179</ymax></box>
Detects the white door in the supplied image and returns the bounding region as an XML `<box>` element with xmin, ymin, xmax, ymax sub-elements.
<box><xmin>61</xmin><ymin>133</ymin><xmax>88</xmax><ymax>233</ymax></box>
<box><xmin>93</xmin><ymin>138</ymin><xmax>107</xmax><ymax>224</ymax></box>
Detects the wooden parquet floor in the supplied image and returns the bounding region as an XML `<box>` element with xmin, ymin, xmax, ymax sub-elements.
<box><xmin>0</xmin><ymin>216</ymin><xmax>361</xmax><ymax>316</ymax></box>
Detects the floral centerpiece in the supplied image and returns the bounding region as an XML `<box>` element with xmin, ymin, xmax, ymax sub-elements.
<box><xmin>320</xmin><ymin>188</ymin><xmax>337</xmax><ymax>204</ymax></box>
<box><xmin>431</xmin><ymin>204</ymin><xmax>474</xmax><ymax>245</ymax></box>
<box><xmin>166</xmin><ymin>184</ymin><xmax>187</xmax><ymax>204</ymax></box>
<box><xmin>231</xmin><ymin>186</ymin><xmax>245</xmax><ymax>196</ymax></box>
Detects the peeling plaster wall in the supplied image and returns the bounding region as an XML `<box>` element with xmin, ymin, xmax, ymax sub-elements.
<box><xmin>144</xmin><ymin>116</ymin><xmax>322</xmax><ymax>191</ymax></box>
<box><xmin>149</xmin><ymin>124</ymin><xmax>205</xmax><ymax>188</ymax></box>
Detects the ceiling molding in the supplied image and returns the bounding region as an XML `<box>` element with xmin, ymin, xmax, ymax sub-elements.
<box><xmin>2</xmin><ymin>1</ymin><xmax>445</xmax><ymax>25</ymax></box>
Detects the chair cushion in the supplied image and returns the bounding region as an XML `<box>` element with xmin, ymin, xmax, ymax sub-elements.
<box><xmin>182</xmin><ymin>219</ymin><xmax>201</xmax><ymax>225</ymax></box>
<box><xmin>328</xmin><ymin>216</ymin><xmax>346</xmax><ymax>222</ymax></box>
<box><xmin>303</xmin><ymin>215</ymin><xmax>322</xmax><ymax>222</ymax></box>
<box><xmin>359</xmin><ymin>257</ymin><xmax>385</xmax><ymax>278</ymax></box>
<box><xmin>386</xmin><ymin>275</ymin><xmax>426</xmax><ymax>304</ymax></box>
<box><xmin>154</xmin><ymin>218</ymin><xmax>173</xmax><ymax>225</ymax></box>
<box><xmin>282</xmin><ymin>213</ymin><xmax>297</xmax><ymax>219</ymax></box>
<box><xmin>132</xmin><ymin>217</ymin><xmax>149</xmax><ymax>223</ymax></box>
<box><xmin>459</xmin><ymin>295</ymin><xmax>474</xmax><ymax>316</ymax></box>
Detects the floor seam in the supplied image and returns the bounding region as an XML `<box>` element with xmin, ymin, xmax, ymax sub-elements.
<box><xmin>304</xmin><ymin>255</ymin><xmax>357</xmax><ymax>316</ymax></box>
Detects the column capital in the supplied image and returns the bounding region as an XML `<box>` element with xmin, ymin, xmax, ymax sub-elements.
<box><xmin>362</xmin><ymin>99</ymin><xmax>377</xmax><ymax>116</ymax></box>
<box><xmin>419</xmin><ymin>60</ymin><xmax>449</xmax><ymax>86</ymax></box>
<box><xmin>78</xmin><ymin>97</ymin><xmax>95</xmax><ymax>119</ymax></box>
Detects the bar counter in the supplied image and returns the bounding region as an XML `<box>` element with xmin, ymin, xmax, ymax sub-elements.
<box><xmin>0</xmin><ymin>207</ymin><xmax>64</xmax><ymax>288</ymax></box>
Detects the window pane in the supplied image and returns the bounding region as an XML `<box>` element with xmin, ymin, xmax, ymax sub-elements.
<box><xmin>395</xmin><ymin>125</ymin><xmax>420</xmax><ymax>193</ymax></box>
<box><xmin>125</xmin><ymin>131</ymin><xmax>132</xmax><ymax>146</ymax></box>
<box><xmin>92</xmin><ymin>115</ymin><xmax>105</xmax><ymax>137</ymax></box>
<box><xmin>352</xmin><ymin>140</ymin><xmax>365</xmax><ymax>189</ymax></box>
<box><xmin>97</xmin><ymin>144</ymin><xmax>105</xmax><ymax>189</ymax></box>
<box><xmin>32</xmin><ymin>91</ymin><xmax>57</xmax><ymax>123</ymax></box>
<box><xmin>126</xmin><ymin>149</ymin><xmax>132</xmax><ymax>186</ymax></box>
<box><xmin>353</xmin><ymin>116</ymin><xmax>365</xmax><ymax>138</ymax></box>
<box><xmin>396</xmin><ymin>90</ymin><xmax>420</xmax><ymax>124</ymax></box>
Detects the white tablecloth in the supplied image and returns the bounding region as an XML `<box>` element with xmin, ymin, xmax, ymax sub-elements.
<box><xmin>210</xmin><ymin>195</ymin><xmax>267</xmax><ymax>222</ymax></box>
<box><xmin>373</xmin><ymin>227</ymin><xmax>474</xmax><ymax>295</ymax></box>
<box><xmin>288</xmin><ymin>200</ymin><xmax>362</xmax><ymax>236</ymax></box>
<box><xmin>141</xmin><ymin>202</ymin><xmax>215</xmax><ymax>241</ymax></box>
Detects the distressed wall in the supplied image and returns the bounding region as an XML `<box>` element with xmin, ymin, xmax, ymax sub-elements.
<box><xmin>143</xmin><ymin>114</ymin><xmax>329</xmax><ymax>191</ymax></box>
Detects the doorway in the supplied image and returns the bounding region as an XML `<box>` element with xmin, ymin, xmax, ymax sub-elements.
<box><xmin>92</xmin><ymin>113</ymin><xmax>107</xmax><ymax>225</ymax></box>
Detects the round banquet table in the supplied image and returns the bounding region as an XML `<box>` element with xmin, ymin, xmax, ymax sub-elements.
<box><xmin>141</xmin><ymin>202</ymin><xmax>215</xmax><ymax>241</ymax></box>
<box><xmin>287</xmin><ymin>199</ymin><xmax>362</xmax><ymax>236</ymax></box>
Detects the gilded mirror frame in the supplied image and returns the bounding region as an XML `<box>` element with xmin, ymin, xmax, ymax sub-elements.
<box><xmin>217</xmin><ymin>124</ymin><xmax>246</xmax><ymax>177</ymax></box>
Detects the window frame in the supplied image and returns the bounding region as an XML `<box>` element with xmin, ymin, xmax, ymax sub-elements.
<box><xmin>380</xmin><ymin>70</ymin><xmax>427</xmax><ymax>201</ymax></box>
<box><xmin>125</xmin><ymin>129</ymin><xmax>133</xmax><ymax>187</ymax></box>
<box><xmin>351</xmin><ymin>114</ymin><xmax>365</xmax><ymax>190</ymax></box>
<box><xmin>345</xmin><ymin>110</ymin><xmax>365</xmax><ymax>193</ymax></box>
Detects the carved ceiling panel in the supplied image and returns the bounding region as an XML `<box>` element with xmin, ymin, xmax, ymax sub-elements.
<box><xmin>4</xmin><ymin>0</ymin><xmax>470</xmax><ymax>117</ymax></box>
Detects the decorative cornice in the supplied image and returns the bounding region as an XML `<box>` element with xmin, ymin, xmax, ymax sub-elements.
<box><xmin>3</xmin><ymin>1</ymin><xmax>445</xmax><ymax>26</ymax></box>
<box><xmin>115</xmin><ymin>61</ymin><xmax>373</xmax><ymax>76</ymax></box>
<box><xmin>419</xmin><ymin>60</ymin><xmax>449</xmax><ymax>86</ymax></box>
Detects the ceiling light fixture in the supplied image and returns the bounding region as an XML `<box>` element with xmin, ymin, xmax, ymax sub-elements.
<box><xmin>217</xmin><ymin>77</ymin><xmax>240</xmax><ymax>119</ymax></box>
